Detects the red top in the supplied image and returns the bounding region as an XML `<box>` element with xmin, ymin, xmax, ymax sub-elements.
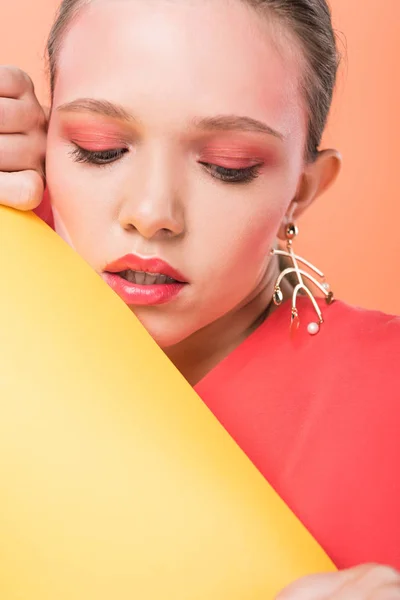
<box><xmin>195</xmin><ymin>297</ymin><xmax>400</xmax><ymax>570</ymax></box>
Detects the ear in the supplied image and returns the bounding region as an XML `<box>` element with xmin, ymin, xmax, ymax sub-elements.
<box><xmin>277</xmin><ymin>149</ymin><xmax>342</xmax><ymax>240</ymax></box>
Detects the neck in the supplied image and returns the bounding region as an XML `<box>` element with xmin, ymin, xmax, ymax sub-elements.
<box><xmin>164</xmin><ymin>258</ymin><xmax>290</xmax><ymax>386</ymax></box>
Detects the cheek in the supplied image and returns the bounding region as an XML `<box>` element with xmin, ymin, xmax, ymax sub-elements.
<box><xmin>46</xmin><ymin>140</ymin><xmax>113</xmax><ymax>233</ymax></box>
<box><xmin>45</xmin><ymin>144</ymin><xmax>113</xmax><ymax>265</ymax></box>
<box><xmin>171</xmin><ymin>195</ymin><xmax>281</xmax><ymax>337</ymax></box>
<box><xmin>206</xmin><ymin>211</ymin><xmax>277</xmax><ymax>294</ymax></box>
<box><xmin>189</xmin><ymin>180</ymin><xmax>289</xmax><ymax>285</ymax></box>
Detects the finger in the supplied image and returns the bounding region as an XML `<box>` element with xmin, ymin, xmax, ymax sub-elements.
<box><xmin>0</xmin><ymin>133</ymin><xmax>45</xmax><ymax>172</ymax></box>
<box><xmin>276</xmin><ymin>566</ymin><xmax>400</xmax><ymax>600</ymax></box>
<box><xmin>0</xmin><ymin>97</ymin><xmax>46</xmax><ymax>134</ymax></box>
<box><xmin>276</xmin><ymin>568</ymin><xmax>367</xmax><ymax>600</ymax></box>
<box><xmin>0</xmin><ymin>65</ymin><xmax>34</xmax><ymax>99</ymax></box>
<box><xmin>0</xmin><ymin>170</ymin><xmax>44</xmax><ymax>210</ymax></box>
<box><xmin>329</xmin><ymin>567</ymin><xmax>400</xmax><ymax>600</ymax></box>
<box><xmin>371</xmin><ymin>582</ymin><xmax>400</xmax><ymax>600</ymax></box>
<box><xmin>343</xmin><ymin>565</ymin><xmax>400</xmax><ymax>591</ymax></box>
<box><xmin>276</xmin><ymin>574</ymin><xmax>338</xmax><ymax>600</ymax></box>
<box><xmin>330</xmin><ymin>582</ymin><xmax>400</xmax><ymax>600</ymax></box>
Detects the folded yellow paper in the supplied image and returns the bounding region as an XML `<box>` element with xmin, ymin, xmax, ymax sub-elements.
<box><xmin>0</xmin><ymin>207</ymin><xmax>335</xmax><ymax>600</ymax></box>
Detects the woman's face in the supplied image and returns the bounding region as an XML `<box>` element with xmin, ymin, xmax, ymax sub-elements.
<box><xmin>46</xmin><ymin>0</ymin><xmax>308</xmax><ymax>348</ymax></box>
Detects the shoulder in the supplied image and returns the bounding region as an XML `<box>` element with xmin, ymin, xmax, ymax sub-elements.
<box><xmin>297</xmin><ymin>297</ymin><xmax>400</xmax><ymax>390</ymax></box>
<box><xmin>285</xmin><ymin>297</ymin><xmax>400</xmax><ymax>439</ymax></box>
<box><xmin>255</xmin><ymin>295</ymin><xmax>400</xmax><ymax>411</ymax></box>
<box><xmin>326</xmin><ymin>298</ymin><xmax>400</xmax><ymax>341</ymax></box>
<box><xmin>274</xmin><ymin>296</ymin><xmax>400</xmax><ymax>362</ymax></box>
<box><xmin>317</xmin><ymin>299</ymin><xmax>400</xmax><ymax>369</ymax></box>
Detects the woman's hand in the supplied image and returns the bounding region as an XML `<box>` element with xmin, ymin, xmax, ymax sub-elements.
<box><xmin>277</xmin><ymin>564</ymin><xmax>400</xmax><ymax>600</ymax></box>
<box><xmin>0</xmin><ymin>65</ymin><xmax>47</xmax><ymax>210</ymax></box>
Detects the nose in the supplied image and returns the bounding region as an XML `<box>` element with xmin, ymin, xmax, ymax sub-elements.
<box><xmin>117</xmin><ymin>150</ymin><xmax>185</xmax><ymax>241</ymax></box>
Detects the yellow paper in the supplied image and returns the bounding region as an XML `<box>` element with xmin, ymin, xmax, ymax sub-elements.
<box><xmin>0</xmin><ymin>207</ymin><xmax>335</xmax><ymax>599</ymax></box>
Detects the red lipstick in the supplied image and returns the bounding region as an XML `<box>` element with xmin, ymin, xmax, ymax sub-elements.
<box><xmin>101</xmin><ymin>254</ymin><xmax>188</xmax><ymax>306</ymax></box>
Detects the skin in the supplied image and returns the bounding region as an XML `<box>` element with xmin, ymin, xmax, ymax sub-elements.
<box><xmin>1</xmin><ymin>0</ymin><xmax>399</xmax><ymax>595</ymax></box>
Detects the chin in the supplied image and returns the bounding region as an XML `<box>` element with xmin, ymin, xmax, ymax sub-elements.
<box><xmin>127</xmin><ymin>306</ymin><xmax>192</xmax><ymax>349</ymax></box>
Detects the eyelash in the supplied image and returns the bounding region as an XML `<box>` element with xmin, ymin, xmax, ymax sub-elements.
<box><xmin>198</xmin><ymin>162</ymin><xmax>261</xmax><ymax>184</ymax></box>
<box><xmin>69</xmin><ymin>145</ymin><xmax>128</xmax><ymax>165</ymax></box>
<box><xmin>69</xmin><ymin>145</ymin><xmax>262</xmax><ymax>184</ymax></box>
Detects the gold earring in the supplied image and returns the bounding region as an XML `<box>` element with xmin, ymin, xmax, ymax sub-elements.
<box><xmin>270</xmin><ymin>222</ymin><xmax>334</xmax><ymax>335</ymax></box>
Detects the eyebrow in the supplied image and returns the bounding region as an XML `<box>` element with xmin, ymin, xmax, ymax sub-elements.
<box><xmin>56</xmin><ymin>98</ymin><xmax>135</xmax><ymax>122</ymax></box>
<box><xmin>192</xmin><ymin>115</ymin><xmax>284</xmax><ymax>140</ymax></box>
<box><xmin>56</xmin><ymin>98</ymin><xmax>284</xmax><ymax>140</ymax></box>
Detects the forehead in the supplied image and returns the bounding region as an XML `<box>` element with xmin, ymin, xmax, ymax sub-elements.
<box><xmin>55</xmin><ymin>0</ymin><xmax>305</xmax><ymax>137</ymax></box>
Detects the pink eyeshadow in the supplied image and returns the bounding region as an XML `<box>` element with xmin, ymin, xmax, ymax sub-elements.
<box><xmin>60</xmin><ymin>120</ymin><xmax>131</xmax><ymax>150</ymax></box>
<box><xmin>198</xmin><ymin>144</ymin><xmax>275</xmax><ymax>169</ymax></box>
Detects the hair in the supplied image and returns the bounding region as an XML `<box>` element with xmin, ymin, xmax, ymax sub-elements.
<box><xmin>46</xmin><ymin>0</ymin><xmax>340</xmax><ymax>160</ymax></box>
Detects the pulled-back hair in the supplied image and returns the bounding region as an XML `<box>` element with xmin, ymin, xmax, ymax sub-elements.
<box><xmin>47</xmin><ymin>0</ymin><xmax>340</xmax><ymax>160</ymax></box>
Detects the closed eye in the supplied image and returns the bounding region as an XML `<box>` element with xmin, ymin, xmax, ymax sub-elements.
<box><xmin>69</xmin><ymin>145</ymin><xmax>129</xmax><ymax>165</ymax></box>
<box><xmin>199</xmin><ymin>161</ymin><xmax>261</xmax><ymax>184</ymax></box>
<box><xmin>68</xmin><ymin>145</ymin><xmax>261</xmax><ymax>183</ymax></box>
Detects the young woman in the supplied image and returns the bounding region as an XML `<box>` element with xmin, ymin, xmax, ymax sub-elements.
<box><xmin>0</xmin><ymin>0</ymin><xmax>399</xmax><ymax>596</ymax></box>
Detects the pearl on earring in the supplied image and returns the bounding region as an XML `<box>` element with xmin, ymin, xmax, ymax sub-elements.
<box><xmin>307</xmin><ymin>322</ymin><xmax>320</xmax><ymax>336</ymax></box>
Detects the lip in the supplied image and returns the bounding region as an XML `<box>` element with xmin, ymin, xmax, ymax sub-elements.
<box><xmin>101</xmin><ymin>272</ymin><xmax>186</xmax><ymax>306</ymax></box>
<box><xmin>104</xmin><ymin>255</ymin><xmax>187</xmax><ymax>282</ymax></box>
<box><xmin>101</xmin><ymin>254</ymin><xmax>188</xmax><ymax>306</ymax></box>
